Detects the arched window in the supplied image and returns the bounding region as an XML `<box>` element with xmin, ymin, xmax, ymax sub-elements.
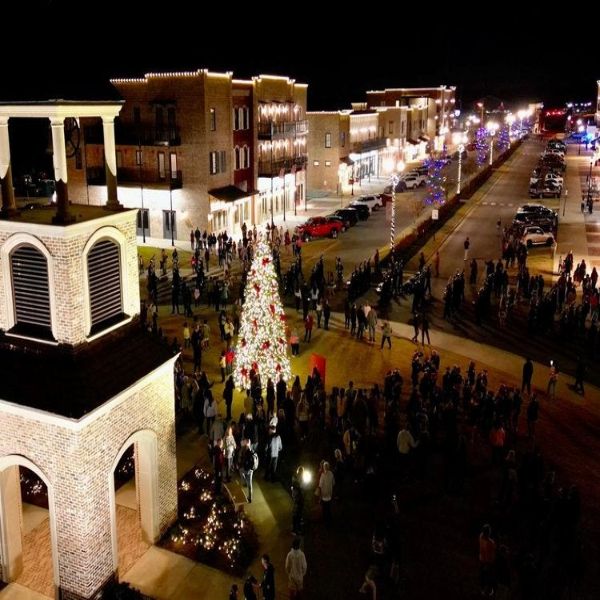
<box><xmin>243</xmin><ymin>145</ymin><xmax>250</xmax><ymax>169</ymax></box>
<box><xmin>10</xmin><ymin>244</ymin><xmax>53</xmax><ymax>338</ymax></box>
<box><xmin>234</xmin><ymin>146</ymin><xmax>241</xmax><ymax>170</ymax></box>
<box><xmin>87</xmin><ymin>238</ymin><xmax>123</xmax><ymax>334</ymax></box>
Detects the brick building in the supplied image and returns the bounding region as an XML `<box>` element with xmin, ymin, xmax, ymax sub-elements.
<box><xmin>67</xmin><ymin>70</ymin><xmax>308</xmax><ymax>242</ymax></box>
<box><xmin>0</xmin><ymin>102</ymin><xmax>177</xmax><ymax>598</ymax></box>
<box><xmin>307</xmin><ymin>101</ymin><xmax>429</xmax><ymax>194</ymax></box>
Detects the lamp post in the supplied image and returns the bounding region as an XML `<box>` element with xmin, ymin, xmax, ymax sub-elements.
<box><xmin>452</xmin><ymin>132</ymin><xmax>467</xmax><ymax>194</ymax></box>
<box><xmin>487</xmin><ymin>122</ymin><xmax>499</xmax><ymax>166</ymax></box>
<box><xmin>137</xmin><ymin>140</ymin><xmax>146</xmax><ymax>243</ymax></box>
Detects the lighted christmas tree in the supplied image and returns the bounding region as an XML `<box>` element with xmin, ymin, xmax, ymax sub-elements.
<box><xmin>498</xmin><ymin>125</ymin><xmax>510</xmax><ymax>152</ymax></box>
<box><xmin>475</xmin><ymin>126</ymin><xmax>487</xmax><ymax>166</ymax></box>
<box><xmin>234</xmin><ymin>240</ymin><xmax>291</xmax><ymax>390</ymax></box>
<box><xmin>424</xmin><ymin>157</ymin><xmax>447</xmax><ymax>205</ymax></box>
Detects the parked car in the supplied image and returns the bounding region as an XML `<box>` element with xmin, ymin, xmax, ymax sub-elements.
<box><xmin>333</xmin><ymin>208</ymin><xmax>359</xmax><ymax>227</ymax></box>
<box><xmin>401</xmin><ymin>174</ymin><xmax>427</xmax><ymax>189</ymax></box>
<box><xmin>296</xmin><ymin>216</ymin><xmax>344</xmax><ymax>240</ymax></box>
<box><xmin>350</xmin><ymin>194</ymin><xmax>382</xmax><ymax>212</ymax></box>
<box><xmin>517</xmin><ymin>204</ymin><xmax>557</xmax><ymax>218</ymax></box>
<box><xmin>349</xmin><ymin>203</ymin><xmax>370</xmax><ymax>220</ymax></box>
<box><xmin>529</xmin><ymin>181</ymin><xmax>562</xmax><ymax>198</ymax></box>
<box><xmin>383</xmin><ymin>180</ymin><xmax>407</xmax><ymax>194</ymax></box>
<box><xmin>521</xmin><ymin>226</ymin><xmax>555</xmax><ymax>247</ymax></box>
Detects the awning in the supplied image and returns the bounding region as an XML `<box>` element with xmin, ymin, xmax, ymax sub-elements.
<box><xmin>340</xmin><ymin>156</ymin><xmax>355</xmax><ymax>166</ymax></box>
<box><xmin>208</xmin><ymin>185</ymin><xmax>257</xmax><ymax>202</ymax></box>
<box><xmin>419</xmin><ymin>135</ymin><xmax>430</xmax><ymax>142</ymax></box>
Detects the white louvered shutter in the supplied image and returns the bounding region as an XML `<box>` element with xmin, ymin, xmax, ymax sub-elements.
<box><xmin>87</xmin><ymin>239</ymin><xmax>122</xmax><ymax>330</ymax></box>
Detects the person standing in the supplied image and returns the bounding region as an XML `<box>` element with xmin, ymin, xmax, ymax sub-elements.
<box><xmin>223</xmin><ymin>375</ymin><xmax>234</xmax><ymax>421</ymax></box>
<box><xmin>367</xmin><ymin>305</ymin><xmax>378</xmax><ymax>343</ymax></box>
<box><xmin>318</xmin><ymin>461</ymin><xmax>335</xmax><ymax>524</ymax></box>
<box><xmin>291</xmin><ymin>467</ymin><xmax>305</xmax><ymax>535</ymax></box>
<box><xmin>479</xmin><ymin>524</ymin><xmax>497</xmax><ymax>597</ymax></box>
<box><xmin>464</xmin><ymin>236</ymin><xmax>471</xmax><ymax>261</ymax></box>
<box><xmin>285</xmin><ymin>537</ymin><xmax>307</xmax><ymax>599</ymax></box>
<box><xmin>261</xmin><ymin>554</ymin><xmax>276</xmax><ymax>600</ymax></box>
<box><xmin>242</xmin><ymin>439</ymin><xmax>256</xmax><ymax>503</ymax></box>
<box><xmin>266</xmin><ymin>426</ymin><xmax>282</xmax><ymax>481</ymax></box>
<box><xmin>323</xmin><ymin>300</ymin><xmax>331</xmax><ymax>330</ymax></box>
<box><xmin>380</xmin><ymin>321</ymin><xmax>392</xmax><ymax>349</ymax></box>
<box><xmin>547</xmin><ymin>362</ymin><xmax>557</xmax><ymax>399</ymax></box>
<box><xmin>224</xmin><ymin>425</ymin><xmax>236</xmax><ymax>482</ymax></box>
<box><xmin>304</xmin><ymin>312</ymin><xmax>314</xmax><ymax>342</ymax></box>
<box><xmin>421</xmin><ymin>314</ymin><xmax>431</xmax><ymax>345</ymax></box>
<box><xmin>521</xmin><ymin>357</ymin><xmax>534</xmax><ymax>395</ymax></box>
<box><xmin>243</xmin><ymin>575</ymin><xmax>259</xmax><ymax>600</ymax></box>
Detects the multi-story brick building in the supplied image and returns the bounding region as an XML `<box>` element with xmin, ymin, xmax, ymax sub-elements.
<box><xmin>307</xmin><ymin>101</ymin><xmax>429</xmax><ymax>194</ymax></box>
<box><xmin>366</xmin><ymin>85</ymin><xmax>457</xmax><ymax>148</ymax></box>
<box><xmin>67</xmin><ymin>70</ymin><xmax>308</xmax><ymax>242</ymax></box>
<box><xmin>0</xmin><ymin>101</ymin><xmax>177</xmax><ymax>599</ymax></box>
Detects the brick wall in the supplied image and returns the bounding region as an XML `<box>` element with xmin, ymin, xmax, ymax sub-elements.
<box><xmin>0</xmin><ymin>211</ymin><xmax>140</xmax><ymax>346</ymax></box>
<box><xmin>0</xmin><ymin>360</ymin><xmax>177</xmax><ymax>598</ymax></box>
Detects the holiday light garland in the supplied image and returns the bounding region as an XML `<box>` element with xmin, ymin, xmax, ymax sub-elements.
<box><xmin>234</xmin><ymin>240</ymin><xmax>292</xmax><ymax>389</ymax></box>
<box><xmin>498</xmin><ymin>125</ymin><xmax>510</xmax><ymax>152</ymax></box>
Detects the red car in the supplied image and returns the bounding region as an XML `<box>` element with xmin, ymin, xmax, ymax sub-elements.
<box><xmin>297</xmin><ymin>216</ymin><xmax>344</xmax><ymax>240</ymax></box>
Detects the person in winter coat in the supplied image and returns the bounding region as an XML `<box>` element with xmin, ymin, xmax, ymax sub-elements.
<box><xmin>285</xmin><ymin>537</ymin><xmax>307</xmax><ymax>599</ymax></box>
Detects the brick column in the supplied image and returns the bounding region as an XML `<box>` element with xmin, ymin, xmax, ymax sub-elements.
<box><xmin>0</xmin><ymin>118</ymin><xmax>17</xmax><ymax>217</ymax></box>
<box><xmin>50</xmin><ymin>117</ymin><xmax>75</xmax><ymax>224</ymax></box>
<box><xmin>102</xmin><ymin>117</ymin><xmax>122</xmax><ymax>211</ymax></box>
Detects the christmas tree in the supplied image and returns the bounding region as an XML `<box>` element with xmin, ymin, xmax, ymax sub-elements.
<box><xmin>234</xmin><ymin>240</ymin><xmax>291</xmax><ymax>390</ymax></box>
<box><xmin>475</xmin><ymin>126</ymin><xmax>487</xmax><ymax>167</ymax></box>
<box><xmin>424</xmin><ymin>157</ymin><xmax>447</xmax><ymax>205</ymax></box>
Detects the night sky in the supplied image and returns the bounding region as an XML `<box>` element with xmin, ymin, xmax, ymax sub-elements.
<box><xmin>2</xmin><ymin>3</ymin><xmax>597</xmax><ymax>112</ymax></box>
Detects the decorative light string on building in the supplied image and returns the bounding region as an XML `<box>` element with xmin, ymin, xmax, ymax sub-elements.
<box><xmin>233</xmin><ymin>240</ymin><xmax>292</xmax><ymax>389</ymax></box>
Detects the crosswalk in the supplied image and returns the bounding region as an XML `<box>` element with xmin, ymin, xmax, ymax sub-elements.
<box><xmin>480</xmin><ymin>202</ymin><xmax>516</xmax><ymax>207</ymax></box>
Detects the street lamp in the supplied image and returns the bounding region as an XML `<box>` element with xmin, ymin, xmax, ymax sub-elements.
<box><xmin>452</xmin><ymin>132</ymin><xmax>468</xmax><ymax>194</ymax></box>
<box><xmin>486</xmin><ymin>122</ymin><xmax>499</xmax><ymax>166</ymax></box>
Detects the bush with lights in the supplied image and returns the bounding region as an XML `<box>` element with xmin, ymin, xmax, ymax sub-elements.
<box><xmin>161</xmin><ymin>467</ymin><xmax>258</xmax><ymax>575</ymax></box>
<box><xmin>234</xmin><ymin>240</ymin><xmax>291</xmax><ymax>390</ymax></box>
<box><xmin>498</xmin><ymin>125</ymin><xmax>510</xmax><ymax>152</ymax></box>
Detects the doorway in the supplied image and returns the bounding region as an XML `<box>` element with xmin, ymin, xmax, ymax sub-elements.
<box><xmin>163</xmin><ymin>210</ymin><xmax>176</xmax><ymax>240</ymax></box>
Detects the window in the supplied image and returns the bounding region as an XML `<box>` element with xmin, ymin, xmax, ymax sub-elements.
<box><xmin>170</xmin><ymin>153</ymin><xmax>178</xmax><ymax>179</ymax></box>
<box><xmin>243</xmin><ymin>107</ymin><xmax>250</xmax><ymax>129</ymax></box>
<box><xmin>158</xmin><ymin>152</ymin><xmax>166</xmax><ymax>179</ymax></box>
<box><xmin>233</xmin><ymin>108</ymin><xmax>240</xmax><ymax>131</ymax></box>
<box><xmin>10</xmin><ymin>245</ymin><xmax>52</xmax><ymax>338</ymax></box>
<box><xmin>340</xmin><ymin>132</ymin><xmax>346</xmax><ymax>147</ymax></box>
<box><xmin>136</xmin><ymin>208</ymin><xmax>149</xmax><ymax>236</ymax></box>
<box><xmin>209</xmin><ymin>151</ymin><xmax>218</xmax><ymax>175</ymax></box>
<box><xmin>325</xmin><ymin>161</ymin><xmax>331</xmax><ymax>167</ymax></box>
<box><xmin>219</xmin><ymin>150</ymin><xmax>226</xmax><ymax>173</ymax></box>
<box><xmin>243</xmin><ymin>146</ymin><xmax>250</xmax><ymax>168</ymax></box>
<box><xmin>87</xmin><ymin>239</ymin><xmax>123</xmax><ymax>334</ymax></box>
<box><xmin>234</xmin><ymin>147</ymin><xmax>241</xmax><ymax>170</ymax></box>
<box><xmin>135</xmin><ymin>149</ymin><xmax>143</xmax><ymax>166</ymax></box>
<box><xmin>313</xmin><ymin>160</ymin><xmax>320</xmax><ymax>166</ymax></box>
<box><xmin>325</xmin><ymin>133</ymin><xmax>331</xmax><ymax>148</ymax></box>
<box><xmin>210</xmin><ymin>108</ymin><xmax>216</xmax><ymax>131</ymax></box>
<box><xmin>167</xmin><ymin>107</ymin><xmax>176</xmax><ymax>129</ymax></box>
<box><xmin>155</xmin><ymin>107</ymin><xmax>164</xmax><ymax>134</ymax></box>
<box><xmin>388</xmin><ymin>121</ymin><xmax>394</xmax><ymax>134</ymax></box>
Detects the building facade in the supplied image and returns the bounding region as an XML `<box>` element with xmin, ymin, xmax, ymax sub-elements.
<box><xmin>67</xmin><ymin>71</ymin><xmax>308</xmax><ymax>242</ymax></box>
<box><xmin>366</xmin><ymin>85</ymin><xmax>456</xmax><ymax>152</ymax></box>
<box><xmin>307</xmin><ymin>102</ymin><xmax>429</xmax><ymax>194</ymax></box>
<box><xmin>0</xmin><ymin>102</ymin><xmax>177</xmax><ymax>599</ymax></box>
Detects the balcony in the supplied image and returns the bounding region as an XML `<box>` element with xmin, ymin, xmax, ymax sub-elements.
<box><xmin>86</xmin><ymin>166</ymin><xmax>183</xmax><ymax>189</ymax></box>
<box><xmin>351</xmin><ymin>137</ymin><xmax>388</xmax><ymax>153</ymax></box>
<box><xmin>257</xmin><ymin>119</ymin><xmax>308</xmax><ymax>140</ymax></box>
<box><xmin>258</xmin><ymin>155</ymin><xmax>307</xmax><ymax>177</ymax></box>
<box><xmin>84</xmin><ymin>124</ymin><xmax>182</xmax><ymax>147</ymax></box>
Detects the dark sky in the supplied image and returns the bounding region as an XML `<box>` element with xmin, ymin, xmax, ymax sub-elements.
<box><xmin>2</xmin><ymin>2</ymin><xmax>597</xmax><ymax>112</ymax></box>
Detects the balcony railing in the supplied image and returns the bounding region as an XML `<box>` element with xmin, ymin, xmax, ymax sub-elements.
<box><xmin>351</xmin><ymin>137</ymin><xmax>388</xmax><ymax>153</ymax></box>
<box><xmin>257</xmin><ymin>119</ymin><xmax>308</xmax><ymax>139</ymax></box>
<box><xmin>86</xmin><ymin>166</ymin><xmax>183</xmax><ymax>189</ymax></box>
<box><xmin>258</xmin><ymin>155</ymin><xmax>307</xmax><ymax>177</ymax></box>
<box><xmin>84</xmin><ymin>124</ymin><xmax>182</xmax><ymax>146</ymax></box>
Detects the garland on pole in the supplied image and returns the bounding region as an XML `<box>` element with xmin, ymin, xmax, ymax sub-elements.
<box><xmin>424</xmin><ymin>157</ymin><xmax>446</xmax><ymax>205</ymax></box>
<box><xmin>475</xmin><ymin>127</ymin><xmax>488</xmax><ymax>166</ymax></box>
<box><xmin>234</xmin><ymin>240</ymin><xmax>291</xmax><ymax>390</ymax></box>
